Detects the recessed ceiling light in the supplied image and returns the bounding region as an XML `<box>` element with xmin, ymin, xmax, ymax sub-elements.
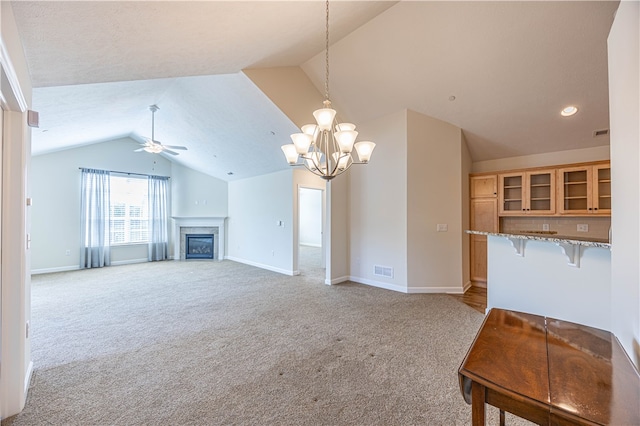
<box><xmin>561</xmin><ymin>106</ymin><xmax>578</xmax><ymax>117</ymax></box>
<box><xmin>449</xmin><ymin>95</ymin><xmax>456</xmax><ymax>101</ymax></box>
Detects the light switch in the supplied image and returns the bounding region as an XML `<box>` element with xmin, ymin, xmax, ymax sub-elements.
<box><xmin>437</xmin><ymin>224</ymin><xmax>448</xmax><ymax>232</ymax></box>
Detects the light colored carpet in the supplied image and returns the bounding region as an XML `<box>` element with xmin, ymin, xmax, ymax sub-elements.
<box><xmin>3</xmin><ymin>260</ymin><xmax>532</xmax><ymax>425</ymax></box>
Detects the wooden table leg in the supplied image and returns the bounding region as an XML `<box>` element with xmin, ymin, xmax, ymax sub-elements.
<box><xmin>499</xmin><ymin>409</ymin><xmax>505</xmax><ymax>426</ymax></box>
<box><xmin>471</xmin><ymin>381</ymin><xmax>486</xmax><ymax>426</ymax></box>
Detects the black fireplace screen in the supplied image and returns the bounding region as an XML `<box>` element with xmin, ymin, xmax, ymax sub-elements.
<box><xmin>185</xmin><ymin>234</ymin><xmax>214</xmax><ymax>259</ymax></box>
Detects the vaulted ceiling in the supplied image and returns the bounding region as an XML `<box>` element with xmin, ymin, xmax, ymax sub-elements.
<box><xmin>11</xmin><ymin>1</ymin><xmax>618</xmax><ymax>181</ymax></box>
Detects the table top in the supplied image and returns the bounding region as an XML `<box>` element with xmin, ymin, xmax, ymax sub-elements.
<box><xmin>459</xmin><ymin>309</ymin><xmax>640</xmax><ymax>425</ymax></box>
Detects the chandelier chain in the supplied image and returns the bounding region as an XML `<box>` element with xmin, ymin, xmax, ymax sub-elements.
<box><xmin>324</xmin><ymin>0</ymin><xmax>330</xmax><ymax>101</ymax></box>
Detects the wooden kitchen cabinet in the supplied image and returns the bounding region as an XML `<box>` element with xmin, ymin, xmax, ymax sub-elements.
<box><xmin>498</xmin><ymin>169</ymin><xmax>555</xmax><ymax>216</ymax></box>
<box><xmin>558</xmin><ymin>163</ymin><xmax>611</xmax><ymax>215</ymax></box>
<box><xmin>471</xmin><ymin>175</ymin><xmax>497</xmax><ymax>198</ymax></box>
<box><xmin>470</xmin><ymin>175</ymin><xmax>498</xmax><ymax>283</ymax></box>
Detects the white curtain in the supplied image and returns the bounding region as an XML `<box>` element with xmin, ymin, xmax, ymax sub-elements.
<box><xmin>80</xmin><ymin>168</ymin><xmax>111</xmax><ymax>268</ymax></box>
<box><xmin>148</xmin><ymin>175</ymin><xmax>169</xmax><ymax>261</ymax></box>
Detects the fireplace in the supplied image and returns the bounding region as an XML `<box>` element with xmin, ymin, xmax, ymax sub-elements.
<box><xmin>172</xmin><ymin>217</ymin><xmax>226</xmax><ymax>260</ymax></box>
<box><xmin>185</xmin><ymin>234</ymin><xmax>214</xmax><ymax>259</ymax></box>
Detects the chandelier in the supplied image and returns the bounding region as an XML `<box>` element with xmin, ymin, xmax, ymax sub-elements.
<box><xmin>280</xmin><ymin>0</ymin><xmax>375</xmax><ymax>181</ymax></box>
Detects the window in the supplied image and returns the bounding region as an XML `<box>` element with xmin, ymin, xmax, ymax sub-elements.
<box><xmin>109</xmin><ymin>176</ymin><xmax>149</xmax><ymax>244</ymax></box>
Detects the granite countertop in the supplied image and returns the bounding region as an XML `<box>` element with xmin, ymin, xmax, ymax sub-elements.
<box><xmin>466</xmin><ymin>230</ymin><xmax>611</xmax><ymax>249</ymax></box>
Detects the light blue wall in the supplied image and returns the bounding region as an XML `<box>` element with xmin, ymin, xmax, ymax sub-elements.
<box><xmin>227</xmin><ymin>169</ymin><xmax>294</xmax><ymax>274</ymax></box>
<box><xmin>30</xmin><ymin>137</ymin><xmax>228</xmax><ymax>272</ymax></box>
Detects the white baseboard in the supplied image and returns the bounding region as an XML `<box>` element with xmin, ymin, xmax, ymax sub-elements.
<box><xmin>226</xmin><ymin>256</ymin><xmax>295</xmax><ymax>276</ymax></box>
<box><xmin>409</xmin><ymin>286</ymin><xmax>466</xmax><ymax>294</ymax></box>
<box><xmin>348</xmin><ymin>276</ymin><xmax>468</xmax><ymax>294</ymax></box>
<box><xmin>325</xmin><ymin>275</ymin><xmax>349</xmax><ymax>285</ymax></box>
<box><xmin>111</xmin><ymin>258</ymin><xmax>148</xmax><ymax>266</ymax></box>
<box><xmin>31</xmin><ymin>265</ymin><xmax>80</xmax><ymax>275</ymax></box>
<box><xmin>348</xmin><ymin>276</ymin><xmax>409</xmax><ymax>293</ymax></box>
<box><xmin>32</xmin><ymin>258</ymin><xmax>151</xmax><ymax>275</ymax></box>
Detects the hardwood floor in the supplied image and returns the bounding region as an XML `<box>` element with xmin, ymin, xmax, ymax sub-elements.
<box><xmin>451</xmin><ymin>284</ymin><xmax>487</xmax><ymax>314</ymax></box>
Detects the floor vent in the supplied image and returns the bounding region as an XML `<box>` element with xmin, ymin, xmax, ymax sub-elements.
<box><xmin>593</xmin><ymin>129</ymin><xmax>609</xmax><ymax>137</ymax></box>
<box><xmin>374</xmin><ymin>265</ymin><xmax>394</xmax><ymax>278</ymax></box>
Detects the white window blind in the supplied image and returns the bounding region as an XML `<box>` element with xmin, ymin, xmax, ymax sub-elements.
<box><xmin>109</xmin><ymin>176</ymin><xmax>149</xmax><ymax>244</ymax></box>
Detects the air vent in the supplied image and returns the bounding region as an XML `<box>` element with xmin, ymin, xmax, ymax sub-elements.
<box><xmin>374</xmin><ymin>265</ymin><xmax>394</xmax><ymax>278</ymax></box>
<box><xmin>593</xmin><ymin>129</ymin><xmax>609</xmax><ymax>137</ymax></box>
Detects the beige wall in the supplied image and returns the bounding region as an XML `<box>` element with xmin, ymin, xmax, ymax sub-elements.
<box><xmin>608</xmin><ymin>0</ymin><xmax>640</xmax><ymax>367</ymax></box>
<box><xmin>407</xmin><ymin>110</ymin><xmax>465</xmax><ymax>292</ymax></box>
<box><xmin>243</xmin><ymin>67</ymin><xmax>325</xmax><ymax>129</ymax></box>
<box><xmin>471</xmin><ymin>145</ymin><xmax>610</xmax><ymax>173</ymax></box>
<box><xmin>349</xmin><ymin>110</ymin><xmax>408</xmax><ymax>291</ymax></box>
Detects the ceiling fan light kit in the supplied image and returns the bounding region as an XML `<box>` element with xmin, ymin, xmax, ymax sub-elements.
<box><xmin>280</xmin><ymin>0</ymin><xmax>375</xmax><ymax>181</ymax></box>
<box><xmin>135</xmin><ymin>105</ymin><xmax>188</xmax><ymax>156</ymax></box>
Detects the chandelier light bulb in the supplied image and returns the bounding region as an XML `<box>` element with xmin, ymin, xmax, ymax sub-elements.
<box><xmin>313</xmin><ymin>108</ymin><xmax>337</xmax><ymax>131</ymax></box>
<box><xmin>281</xmin><ymin>144</ymin><xmax>299</xmax><ymax>164</ymax></box>
<box><xmin>335</xmin><ymin>130</ymin><xmax>358</xmax><ymax>153</ymax></box>
<box><xmin>301</xmin><ymin>124</ymin><xmax>317</xmax><ymax>135</ymax></box>
<box><xmin>336</xmin><ymin>123</ymin><xmax>356</xmax><ymax>132</ymax></box>
<box><xmin>290</xmin><ymin>133</ymin><xmax>313</xmax><ymax>155</ymax></box>
<box><xmin>354</xmin><ymin>141</ymin><xmax>376</xmax><ymax>163</ymax></box>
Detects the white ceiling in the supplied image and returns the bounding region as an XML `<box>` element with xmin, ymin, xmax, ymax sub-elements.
<box><xmin>11</xmin><ymin>1</ymin><xmax>618</xmax><ymax>181</ymax></box>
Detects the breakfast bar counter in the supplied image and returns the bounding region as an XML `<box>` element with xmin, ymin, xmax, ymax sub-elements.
<box><xmin>465</xmin><ymin>230</ymin><xmax>612</xmax><ymax>331</ymax></box>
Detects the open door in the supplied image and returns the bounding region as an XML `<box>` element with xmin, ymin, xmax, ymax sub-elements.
<box><xmin>297</xmin><ymin>187</ymin><xmax>324</xmax><ymax>278</ymax></box>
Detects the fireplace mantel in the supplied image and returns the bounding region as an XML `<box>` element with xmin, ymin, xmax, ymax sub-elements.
<box><xmin>172</xmin><ymin>217</ymin><xmax>226</xmax><ymax>260</ymax></box>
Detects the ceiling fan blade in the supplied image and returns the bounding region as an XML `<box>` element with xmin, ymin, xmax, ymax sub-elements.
<box><xmin>162</xmin><ymin>145</ymin><xmax>187</xmax><ymax>150</ymax></box>
<box><xmin>134</xmin><ymin>148</ymin><xmax>145</xmax><ymax>152</ymax></box>
<box><xmin>163</xmin><ymin>148</ymin><xmax>180</xmax><ymax>156</ymax></box>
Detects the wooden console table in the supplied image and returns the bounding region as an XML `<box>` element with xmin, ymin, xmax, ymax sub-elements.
<box><xmin>458</xmin><ymin>308</ymin><xmax>640</xmax><ymax>425</ymax></box>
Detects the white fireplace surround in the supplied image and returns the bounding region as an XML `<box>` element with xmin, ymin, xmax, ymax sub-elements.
<box><xmin>172</xmin><ymin>217</ymin><xmax>226</xmax><ymax>260</ymax></box>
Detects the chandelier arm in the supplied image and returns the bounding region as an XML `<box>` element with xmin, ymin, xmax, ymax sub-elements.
<box><xmin>302</xmin><ymin>146</ymin><xmax>323</xmax><ymax>174</ymax></box>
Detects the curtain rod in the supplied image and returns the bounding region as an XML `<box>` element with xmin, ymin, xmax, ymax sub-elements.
<box><xmin>78</xmin><ymin>167</ymin><xmax>170</xmax><ymax>179</ymax></box>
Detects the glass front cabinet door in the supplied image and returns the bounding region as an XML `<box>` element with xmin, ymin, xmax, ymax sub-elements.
<box><xmin>499</xmin><ymin>169</ymin><xmax>555</xmax><ymax>215</ymax></box>
<box><xmin>558</xmin><ymin>164</ymin><xmax>611</xmax><ymax>215</ymax></box>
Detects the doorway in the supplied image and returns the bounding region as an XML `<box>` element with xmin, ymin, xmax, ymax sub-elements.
<box><xmin>298</xmin><ymin>187</ymin><xmax>324</xmax><ymax>277</ymax></box>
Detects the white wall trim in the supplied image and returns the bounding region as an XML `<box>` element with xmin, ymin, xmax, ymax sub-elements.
<box><xmin>31</xmin><ymin>265</ymin><xmax>80</xmax><ymax>275</ymax></box>
<box><xmin>226</xmin><ymin>256</ymin><xmax>295</xmax><ymax>276</ymax></box>
<box><xmin>349</xmin><ymin>275</ymin><xmax>466</xmax><ymax>294</ymax></box>
<box><xmin>408</xmin><ymin>286</ymin><xmax>467</xmax><ymax>294</ymax></box>
<box><xmin>0</xmin><ymin>38</ymin><xmax>28</xmax><ymax>112</ymax></box>
<box><xmin>111</xmin><ymin>258</ymin><xmax>148</xmax><ymax>266</ymax></box>
<box><xmin>325</xmin><ymin>275</ymin><xmax>349</xmax><ymax>285</ymax></box>
<box><xmin>348</xmin><ymin>276</ymin><xmax>409</xmax><ymax>293</ymax></box>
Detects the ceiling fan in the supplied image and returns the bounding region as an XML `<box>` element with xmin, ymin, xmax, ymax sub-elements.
<box><xmin>135</xmin><ymin>105</ymin><xmax>187</xmax><ymax>156</ymax></box>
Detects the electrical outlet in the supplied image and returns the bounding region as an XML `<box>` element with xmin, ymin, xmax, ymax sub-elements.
<box><xmin>577</xmin><ymin>224</ymin><xmax>589</xmax><ymax>232</ymax></box>
<box><xmin>65</xmin><ymin>249</ymin><xmax>71</xmax><ymax>256</ymax></box>
<box><xmin>542</xmin><ymin>224</ymin><xmax>549</xmax><ymax>231</ymax></box>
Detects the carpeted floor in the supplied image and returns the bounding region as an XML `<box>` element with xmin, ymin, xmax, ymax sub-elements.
<box><xmin>3</xmin><ymin>259</ymin><xmax>532</xmax><ymax>425</ymax></box>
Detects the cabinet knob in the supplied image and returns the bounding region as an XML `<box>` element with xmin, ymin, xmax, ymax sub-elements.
<box><xmin>594</xmin><ymin>207</ymin><xmax>598</xmax><ymax>210</ymax></box>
